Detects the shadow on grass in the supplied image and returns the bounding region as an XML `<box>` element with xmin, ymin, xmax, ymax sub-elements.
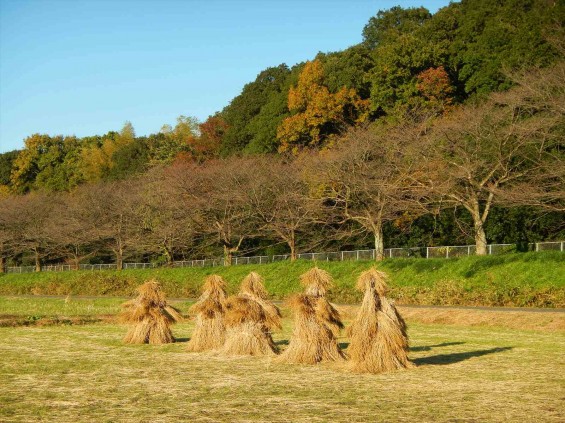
<box><xmin>410</xmin><ymin>341</ymin><xmax>466</xmax><ymax>352</ymax></box>
<box><xmin>275</xmin><ymin>339</ymin><xmax>289</xmax><ymax>346</ymax></box>
<box><xmin>175</xmin><ymin>337</ymin><xmax>190</xmax><ymax>343</ymax></box>
<box><xmin>414</xmin><ymin>346</ymin><xmax>513</xmax><ymax>366</ymax></box>
<box><xmin>339</xmin><ymin>342</ymin><xmax>350</xmax><ymax>350</ymax></box>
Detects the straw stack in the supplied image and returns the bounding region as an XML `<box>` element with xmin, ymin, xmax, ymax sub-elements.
<box><xmin>186</xmin><ymin>275</ymin><xmax>227</xmax><ymax>352</ymax></box>
<box><xmin>120</xmin><ymin>279</ymin><xmax>182</xmax><ymax>344</ymax></box>
<box><xmin>348</xmin><ymin>268</ymin><xmax>413</xmax><ymax>373</ymax></box>
<box><xmin>278</xmin><ymin>267</ymin><xmax>345</xmax><ymax>364</ymax></box>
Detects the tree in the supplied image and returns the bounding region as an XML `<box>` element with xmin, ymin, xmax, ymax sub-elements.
<box><xmin>311</xmin><ymin>124</ymin><xmax>431</xmax><ymax>260</ymax></box>
<box><xmin>137</xmin><ymin>168</ymin><xmax>197</xmax><ymax>264</ymax></box>
<box><xmin>362</xmin><ymin>6</ymin><xmax>432</xmax><ymax>49</ymax></box>
<box><xmin>1</xmin><ymin>192</ymin><xmax>57</xmax><ymax>271</ymax></box>
<box><xmin>45</xmin><ymin>192</ymin><xmax>98</xmax><ymax>269</ymax></box>
<box><xmin>10</xmin><ymin>134</ymin><xmax>84</xmax><ymax>192</ymax></box>
<box><xmin>245</xmin><ymin>156</ymin><xmax>324</xmax><ymax>260</ymax></box>
<box><xmin>277</xmin><ymin>60</ymin><xmax>370</xmax><ymax>153</ymax></box>
<box><xmin>221</xmin><ymin>64</ymin><xmax>292</xmax><ymax>154</ymax></box>
<box><xmin>152</xmin><ymin>115</ymin><xmax>199</xmax><ymax>163</ymax></box>
<box><xmin>73</xmin><ymin>179</ymin><xmax>144</xmax><ymax>269</ymax></box>
<box><xmin>426</xmin><ymin>63</ymin><xmax>564</xmax><ymax>254</ymax></box>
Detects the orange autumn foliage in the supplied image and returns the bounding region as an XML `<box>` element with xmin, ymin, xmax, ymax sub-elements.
<box><xmin>277</xmin><ymin>60</ymin><xmax>369</xmax><ymax>154</ymax></box>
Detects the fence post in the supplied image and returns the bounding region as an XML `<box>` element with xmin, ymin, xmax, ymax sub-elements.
<box><xmin>341</xmin><ymin>251</ymin><xmax>344</xmax><ymax>261</ymax></box>
<box><xmin>356</xmin><ymin>250</ymin><xmax>359</xmax><ymax>261</ymax></box>
<box><xmin>562</xmin><ymin>242</ymin><xmax>564</xmax><ymax>252</ymax></box>
<box><xmin>536</xmin><ymin>243</ymin><xmax>539</xmax><ymax>252</ymax></box>
<box><xmin>488</xmin><ymin>244</ymin><xmax>492</xmax><ymax>255</ymax></box>
<box><xmin>446</xmin><ymin>247</ymin><xmax>449</xmax><ymax>259</ymax></box>
<box><xmin>426</xmin><ymin>247</ymin><xmax>429</xmax><ymax>259</ymax></box>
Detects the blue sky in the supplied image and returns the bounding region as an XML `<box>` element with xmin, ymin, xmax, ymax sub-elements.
<box><xmin>0</xmin><ymin>0</ymin><xmax>451</xmax><ymax>153</ymax></box>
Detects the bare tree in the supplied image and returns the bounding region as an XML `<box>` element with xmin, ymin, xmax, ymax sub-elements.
<box><xmin>0</xmin><ymin>196</ymin><xmax>17</xmax><ymax>272</ymax></box>
<box><xmin>245</xmin><ymin>156</ymin><xmax>325</xmax><ymax>261</ymax></box>
<box><xmin>426</xmin><ymin>63</ymin><xmax>564</xmax><ymax>254</ymax></box>
<box><xmin>1</xmin><ymin>192</ymin><xmax>57</xmax><ymax>271</ymax></box>
<box><xmin>166</xmin><ymin>158</ymin><xmax>257</xmax><ymax>266</ymax></box>
<box><xmin>73</xmin><ymin>179</ymin><xmax>144</xmax><ymax>270</ymax></box>
<box><xmin>43</xmin><ymin>192</ymin><xmax>99</xmax><ymax>269</ymax></box>
<box><xmin>137</xmin><ymin>168</ymin><xmax>198</xmax><ymax>264</ymax></box>
<box><xmin>310</xmin><ymin>124</ymin><xmax>431</xmax><ymax>260</ymax></box>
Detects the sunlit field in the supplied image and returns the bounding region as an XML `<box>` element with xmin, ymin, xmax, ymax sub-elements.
<box><xmin>1</xmin><ymin>298</ymin><xmax>563</xmax><ymax>422</ymax></box>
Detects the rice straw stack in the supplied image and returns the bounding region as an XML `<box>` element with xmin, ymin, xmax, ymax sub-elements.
<box><xmin>348</xmin><ymin>268</ymin><xmax>413</xmax><ymax>373</ymax></box>
<box><xmin>278</xmin><ymin>267</ymin><xmax>345</xmax><ymax>364</ymax></box>
<box><xmin>186</xmin><ymin>275</ymin><xmax>227</xmax><ymax>352</ymax></box>
<box><xmin>120</xmin><ymin>279</ymin><xmax>182</xmax><ymax>344</ymax></box>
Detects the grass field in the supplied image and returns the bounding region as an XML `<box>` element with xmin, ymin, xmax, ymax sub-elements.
<box><xmin>0</xmin><ymin>297</ymin><xmax>564</xmax><ymax>422</ymax></box>
<box><xmin>1</xmin><ymin>251</ymin><xmax>564</xmax><ymax>307</ymax></box>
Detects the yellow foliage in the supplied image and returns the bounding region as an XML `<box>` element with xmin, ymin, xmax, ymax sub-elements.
<box><xmin>277</xmin><ymin>60</ymin><xmax>369</xmax><ymax>154</ymax></box>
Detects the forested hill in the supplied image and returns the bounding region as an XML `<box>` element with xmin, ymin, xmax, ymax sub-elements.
<box><xmin>0</xmin><ymin>0</ymin><xmax>562</xmax><ymax>194</ymax></box>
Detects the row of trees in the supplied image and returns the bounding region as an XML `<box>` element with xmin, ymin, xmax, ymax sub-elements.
<box><xmin>1</xmin><ymin>63</ymin><xmax>562</xmax><ymax>271</ymax></box>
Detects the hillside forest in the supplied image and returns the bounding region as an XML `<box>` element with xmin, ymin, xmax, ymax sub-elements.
<box><xmin>0</xmin><ymin>0</ymin><xmax>563</xmax><ymax>271</ymax></box>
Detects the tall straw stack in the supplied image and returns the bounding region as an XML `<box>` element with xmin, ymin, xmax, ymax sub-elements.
<box><xmin>218</xmin><ymin>296</ymin><xmax>278</xmax><ymax>356</ymax></box>
<box><xmin>278</xmin><ymin>267</ymin><xmax>345</xmax><ymax>364</ymax></box>
<box><xmin>120</xmin><ymin>279</ymin><xmax>182</xmax><ymax>344</ymax></box>
<box><xmin>348</xmin><ymin>268</ymin><xmax>413</xmax><ymax>373</ymax></box>
<box><xmin>239</xmin><ymin>272</ymin><xmax>282</xmax><ymax>331</ymax></box>
<box><xmin>186</xmin><ymin>275</ymin><xmax>227</xmax><ymax>352</ymax></box>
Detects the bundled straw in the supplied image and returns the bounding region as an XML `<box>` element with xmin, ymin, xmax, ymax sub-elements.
<box><xmin>218</xmin><ymin>296</ymin><xmax>278</xmax><ymax>356</ymax></box>
<box><xmin>120</xmin><ymin>279</ymin><xmax>182</xmax><ymax>344</ymax></box>
<box><xmin>186</xmin><ymin>275</ymin><xmax>227</xmax><ymax>352</ymax></box>
<box><xmin>277</xmin><ymin>294</ymin><xmax>345</xmax><ymax>364</ymax></box>
<box><xmin>278</xmin><ymin>267</ymin><xmax>345</xmax><ymax>364</ymax></box>
<box><xmin>348</xmin><ymin>268</ymin><xmax>413</xmax><ymax>373</ymax></box>
<box><xmin>300</xmin><ymin>267</ymin><xmax>333</xmax><ymax>297</ymax></box>
<box><xmin>239</xmin><ymin>272</ymin><xmax>282</xmax><ymax>331</ymax></box>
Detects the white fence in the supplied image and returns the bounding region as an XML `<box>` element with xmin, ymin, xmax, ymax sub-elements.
<box><xmin>4</xmin><ymin>241</ymin><xmax>563</xmax><ymax>274</ymax></box>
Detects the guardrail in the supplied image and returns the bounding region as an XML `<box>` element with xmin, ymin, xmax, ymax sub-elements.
<box><xmin>4</xmin><ymin>241</ymin><xmax>563</xmax><ymax>274</ymax></box>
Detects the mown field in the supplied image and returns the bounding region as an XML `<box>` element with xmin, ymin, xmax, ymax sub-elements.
<box><xmin>0</xmin><ymin>296</ymin><xmax>563</xmax><ymax>422</ymax></box>
<box><xmin>1</xmin><ymin>251</ymin><xmax>564</xmax><ymax>307</ymax></box>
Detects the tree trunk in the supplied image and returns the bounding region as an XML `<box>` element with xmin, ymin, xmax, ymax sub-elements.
<box><xmin>116</xmin><ymin>249</ymin><xmax>123</xmax><ymax>270</ymax></box>
<box><xmin>0</xmin><ymin>256</ymin><xmax>5</xmax><ymax>273</ymax></box>
<box><xmin>162</xmin><ymin>245</ymin><xmax>173</xmax><ymax>265</ymax></box>
<box><xmin>474</xmin><ymin>221</ymin><xmax>488</xmax><ymax>256</ymax></box>
<box><xmin>374</xmin><ymin>223</ymin><xmax>384</xmax><ymax>261</ymax></box>
<box><xmin>289</xmin><ymin>232</ymin><xmax>297</xmax><ymax>262</ymax></box>
<box><xmin>223</xmin><ymin>245</ymin><xmax>232</xmax><ymax>266</ymax></box>
<box><xmin>73</xmin><ymin>257</ymin><xmax>80</xmax><ymax>271</ymax></box>
<box><xmin>34</xmin><ymin>250</ymin><xmax>41</xmax><ymax>272</ymax></box>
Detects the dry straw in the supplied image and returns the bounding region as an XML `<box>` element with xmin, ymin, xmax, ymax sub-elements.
<box><xmin>239</xmin><ymin>271</ymin><xmax>282</xmax><ymax>331</ymax></box>
<box><xmin>278</xmin><ymin>267</ymin><xmax>345</xmax><ymax>364</ymax></box>
<box><xmin>120</xmin><ymin>279</ymin><xmax>182</xmax><ymax>344</ymax></box>
<box><xmin>186</xmin><ymin>275</ymin><xmax>228</xmax><ymax>352</ymax></box>
<box><xmin>348</xmin><ymin>268</ymin><xmax>413</xmax><ymax>373</ymax></box>
<box><xmin>219</xmin><ymin>296</ymin><xmax>278</xmax><ymax>356</ymax></box>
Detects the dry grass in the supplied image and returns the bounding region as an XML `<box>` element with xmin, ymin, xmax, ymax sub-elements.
<box><xmin>239</xmin><ymin>272</ymin><xmax>282</xmax><ymax>331</ymax></box>
<box><xmin>119</xmin><ymin>280</ymin><xmax>182</xmax><ymax>344</ymax></box>
<box><xmin>0</xmin><ymin>316</ymin><xmax>563</xmax><ymax>422</ymax></box>
<box><xmin>219</xmin><ymin>296</ymin><xmax>278</xmax><ymax>356</ymax></box>
<box><xmin>277</xmin><ymin>294</ymin><xmax>346</xmax><ymax>364</ymax></box>
<box><xmin>186</xmin><ymin>275</ymin><xmax>227</xmax><ymax>352</ymax></box>
<box><xmin>348</xmin><ymin>268</ymin><xmax>412</xmax><ymax>373</ymax></box>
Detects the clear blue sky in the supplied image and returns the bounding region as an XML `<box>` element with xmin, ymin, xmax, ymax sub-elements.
<box><xmin>0</xmin><ymin>0</ymin><xmax>451</xmax><ymax>153</ymax></box>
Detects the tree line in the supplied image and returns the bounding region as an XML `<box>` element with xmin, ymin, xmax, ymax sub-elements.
<box><xmin>0</xmin><ymin>0</ymin><xmax>563</xmax><ymax>270</ymax></box>
<box><xmin>0</xmin><ymin>62</ymin><xmax>562</xmax><ymax>271</ymax></box>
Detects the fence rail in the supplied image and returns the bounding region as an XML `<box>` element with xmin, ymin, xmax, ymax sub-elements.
<box><xmin>4</xmin><ymin>241</ymin><xmax>563</xmax><ymax>274</ymax></box>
